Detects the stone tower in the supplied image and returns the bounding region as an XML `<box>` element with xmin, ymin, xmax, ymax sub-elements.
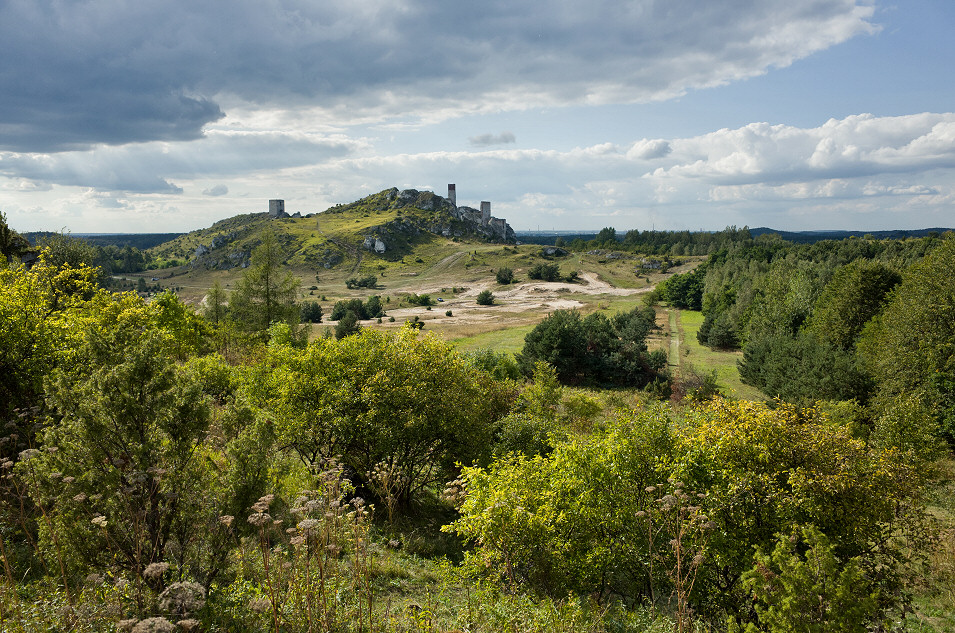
<box><xmin>480</xmin><ymin>201</ymin><xmax>491</xmax><ymax>225</ymax></box>
<box><xmin>448</xmin><ymin>184</ymin><xmax>456</xmax><ymax>207</ymax></box>
<box><xmin>268</xmin><ymin>199</ymin><xmax>285</xmax><ymax>218</ymax></box>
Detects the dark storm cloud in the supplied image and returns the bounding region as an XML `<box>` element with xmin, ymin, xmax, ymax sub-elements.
<box><xmin>0</xmin><ymin>0</ymin><xmax>874</xmax><ymax>152</ymax></box>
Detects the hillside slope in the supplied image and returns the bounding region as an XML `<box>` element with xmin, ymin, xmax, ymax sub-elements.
<box><xmin>149</xmin><ymin>188</ymin><xmax>516</xmax><ymax>271</ymax></box>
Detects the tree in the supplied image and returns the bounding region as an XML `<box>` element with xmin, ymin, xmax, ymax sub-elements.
<box><xmin>658</xmin><ymin>263</ymin><xmax>706</xmax><ymax>310</ymax></box>
<box><xmin>476</xmin><ymin>289</ymin><xmax>495</xmax><ymax>305</ymax></box>
<box><xmin>22</xmin><ymin>311</ymin><xmax>212</xmax><ymax>582</ymax></box>
<box><xmin>737</xmin><ymin>333</ymin><xmax>872</xmax><ymax>405</ymax></box>
<box><xmin>0</xmin><ymin>260</ymin><xmax>100</xmax><ymax>423</ymax></box>
<box><xmin>228</xmin><ymin>230</ymin><xmax>300</xmax><ymax>334</ymax></box>
<box><xmin>334</xmin><ymin>310</ymin><xmax>361</xmax><ymax>339</ymax></box>
<box><xmin>805</xmin><ymin>260</ymin><xmax>901</xmax><ymax>350</ymax></box>
<box><xmin>595</xmin><ymin>226</ymin><xmax>617</xmax><ymax>246</ymax></box>
<box><xmin>858</xmin><ymin>236</ymin><xmax>955</xmax><ymax>444</ymax></box>
<box><xmin>300</xmin><ymin>301</ymin><xmax>323</xmax><ymax>323</ymax></box>
<box><xmin>519</xmin><ymin>307</ymin><xmax>659</xmax><ymax>387</ymax></box>
<box><xmin>737</xmin><ymin>527</ymin><xmax>880</xmax><ymax>633</ymax></box>
<box><xmin>528</xmin><ymin>262</ymin><xmax>561</xmax><ymax>282</ymax></box>
<box><xmin>263</xmin><ymin>328</ymin><xmax>510</xmax><ymax>507</ymax></box>
<box><xmin>203</xmin><ymin>281</ymin><xmax>229</xmax><ymax>327</ymax></box>
<box><xmin>496</xmin><ymin>267</ymin><xmax>514</xmax><ymax>284</ymax></box>
<box><xmin>0</xmin><ymin>211</ymin><xmax>31</xmax><ymax>263</ymax></box>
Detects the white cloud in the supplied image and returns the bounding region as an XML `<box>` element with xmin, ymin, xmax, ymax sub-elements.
<box><xmin>646</xmin><ymin>113</ymin><xmax>955</xmax><ymax>184</ymax></box>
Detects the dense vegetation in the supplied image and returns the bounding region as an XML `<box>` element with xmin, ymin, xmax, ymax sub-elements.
<box><xmin>655</xmin><ymin>231</ymin><xmax>955</xmax><ymax>446</ymax></box>
<box><xmin>1</xmin><ymin>214</ymin><xmax>953</xmax><ymax>632</ymax></box>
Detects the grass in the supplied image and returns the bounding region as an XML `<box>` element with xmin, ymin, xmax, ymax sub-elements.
<box><xmin>673</xmin><ymin>309</ymin><xmax>765</xmax><ymax>401</ymax></box>
<box><xmin>450</xmin><ymin>323</ymin><xmax>537</xmax><ymax>355</ymax></box>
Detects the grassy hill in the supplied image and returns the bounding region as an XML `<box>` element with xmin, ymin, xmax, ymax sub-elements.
<box><xmin>147</xmin><ymin>188</ymin><xmax>514</xmax><ymax>273</ymax></box>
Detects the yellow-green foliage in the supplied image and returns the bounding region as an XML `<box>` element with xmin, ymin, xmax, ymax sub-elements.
<box><xmin>0</xmin><ymin>259</ymin><xmax>101</xmax><ymax>416</ymax></box>
<box><xmin>447</xmin><ymin>405</ymin><xmax>674</xmax><ymax>598</ymax></box>
<box><xmin>249</xmin><ymin>327</ymin><xmax>513</xmax><ymax>506</ymax></box>
<box><xmin>450</xmin><ymin>398</ymin><xmax>932</xmax><ymax>626</ymax></box>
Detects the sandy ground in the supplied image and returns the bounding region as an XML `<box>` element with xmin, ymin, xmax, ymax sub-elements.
<box><xmin>370</xmin><ymin>271</ymin><xmax>649</xmax><ymax>329</ymax></box>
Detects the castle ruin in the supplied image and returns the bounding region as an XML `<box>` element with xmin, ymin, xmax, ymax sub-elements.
<box><xmin>268</xmin><ymin>199</ymin><xmax>286</xmax><ymax>218</ymax></box>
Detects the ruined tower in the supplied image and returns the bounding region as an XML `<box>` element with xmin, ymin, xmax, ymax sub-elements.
<box><xmin>448</xmin><ymin>184</ymin><xmax>456</xmax><ymax>207</ymax></box>
<box><xmin>268</xmin><ymin>199</ymin><xmax>285</xmax><ymax>218</ymax></box>
<box><xmin>480</xmin><ymin>201</ymin><xmax>491</xmax><ymax>225</ymax></box>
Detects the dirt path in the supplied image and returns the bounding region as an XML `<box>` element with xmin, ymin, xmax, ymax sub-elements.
<box><xmin>668</xmin><ymin>309</ymin><xmax>682</xmax><ymax>376</ymax></box>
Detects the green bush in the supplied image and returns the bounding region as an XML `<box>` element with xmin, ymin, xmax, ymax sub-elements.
<box><xmin>528</xmin><ymin>262</ymin><xmax>561</xmax><ymax>282</ymax></box>
<box><xmin>476</xmin><ymin>290</ymin><xmax>495</xmax><ymax>305</ymax></box>
<box><xmin>300</xmin><ymin>301</ymin><xmax>323</xmax><ymax>323</ymax></box>
<box><xmin>345</xmin><ymin>274</ymin><xmax>377</xmax><ymax>289</ymax></box>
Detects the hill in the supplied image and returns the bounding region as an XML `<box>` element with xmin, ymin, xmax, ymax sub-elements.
<box><xmin>148</xmin><ymin>187</ymin><xmax>516</xmax><ymax>271</ymax></box>
<box><xmin>748</xmin><ymin>226</ymin><xmax>953</xmax><ymax>243</ymax></box>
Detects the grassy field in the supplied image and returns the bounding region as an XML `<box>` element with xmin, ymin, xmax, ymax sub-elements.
<box><xmin>672</xmin><ymin>309</ymin><xmax>765</xmax><ymax>401</ymax></box>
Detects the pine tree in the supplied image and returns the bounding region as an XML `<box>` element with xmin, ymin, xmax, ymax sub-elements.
<box><xmin>229</xmin><ymin>230</ymin><xmax>300</xmax><ymax>334</ymax></box>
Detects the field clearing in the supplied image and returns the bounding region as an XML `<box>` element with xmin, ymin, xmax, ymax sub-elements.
<box><xmin>675</xmin><ymin>309</ymin><xmax>765</xmax><ymax>401</ymax></box>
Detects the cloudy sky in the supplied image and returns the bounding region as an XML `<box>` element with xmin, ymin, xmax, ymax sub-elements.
<box><xmin>2</xmin><ymin>0</ymin><xmax>954</xmax><ymax>233</ymax></box>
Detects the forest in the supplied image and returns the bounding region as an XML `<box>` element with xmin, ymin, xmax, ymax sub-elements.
<box><xmin>1</xmin><ymin>212</ymin><xmax>954</xmax><ymax>632</ymax></box>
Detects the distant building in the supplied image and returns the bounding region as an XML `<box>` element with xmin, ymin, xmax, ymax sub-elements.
<box><xmin>268</xmin><ymin>199</ymin><xmax>287</xmax><ymax>218</ymax></box>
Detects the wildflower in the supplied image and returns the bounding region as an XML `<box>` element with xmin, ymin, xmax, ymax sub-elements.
<box><xmin>116</xmin><ymin>619</ymin><xmax>139</xmax><ymax>632</ymax></box>
<box><xmin>92</xmin><ymin>515</ymin><xmax>108</xmax><ymax>527</ymax></box>
<box><xmin>248</xmin><ymin>512</ymin><xmax>272</xmax><ymax>527</ymax></box>
<box><xmin>143</xmin><ymin>562</ymin><xmax>169</xmax><ymax>580</ymax></box>
<box><xmin>251</xmin><ymin>494</ymin><xmax>275</xmax><ymax>513</ymax></box>
<box><xmin>249</xmin><ymin>597</ymin><xmax>272</xmax><ymax>613</ymax></box>
<box><xmin>131</xmin><ymin>617</ymin><xmax>175</xmax><ymax>633</ymax></box>
<box><xmin>298</xmin><ymin>518</ymin><xmax>319</xmax><ymax>531</ymax></box>
<box><xmin>158</xmin><ymin>582</ymin><xmax>206</xmax><ymax>616</ymax></box>
<box><xmin>73</xmin><ymin>493</ymin><xmax>88</xmax><ymax>503</ymax></box>
<box><xmin>218</xmin><ymin>515</ymin><xmax>234</xmax><ymax>528</ymax></box>
<box><xmin>18</xmin><ymin>448</ymin><xmax>40</xmax><ymax>462</ymax></box>
<box><xmin>177</xmin><ymin>620</ymin><xmax>200</xmax><ymax>632</ymax></box>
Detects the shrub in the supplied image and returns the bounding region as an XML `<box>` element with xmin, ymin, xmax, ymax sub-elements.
<box><xmin>300</xmin><ymin>301</ymin><xmax>323</xmax><ymax>323</ymax></box>
<box><xmin>406</xmin><ymin>293</ymin><xmax>434</xmax><ymax>306</ymax></box>
<box><xmin>518</xmin><ymin>307</ymin><xmax>659</xmax><ymax>388</ymax></box>
<box><xmin>528</xmin><ymin>262</ymin><xmax>561</xmax><ymax>282</ymax></box>
<box><xmin>445</xmin><ymin>309</ymin><xmax>453</xmax><ymax>317</ymax></box>
<box><xmin>496</xmin><ymin>267</ymin><xmax>514</xmax><ymax>284</ymax></box>
<box><xmin>476</xmin><ymin>290</ymin><xmax>495</xmax><ymax>305</ymax></box>
<box><xmin>263</xmin><ymin>329</ymin><xmax>510</xmax><ymax>508</ymax></box>
<box><xmin>330</xmin><ymin>298</ymin><xmax>366</xmax><ymax>321</ymax></box>
<box><xmin>345</xmin><ymin>275</ymin><xmax>377</xmax><ymax>289</ymax></box>
<box><xmin>334</xmin><ymin>311</ymin><xmax>361</xmax><ymax>339</ymax></box>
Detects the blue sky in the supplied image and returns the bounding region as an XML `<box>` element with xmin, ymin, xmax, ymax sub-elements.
<box><xmin>2</xmin><ymin>0</ymin><xmax>954</xmax><ymax>233</ymax></box>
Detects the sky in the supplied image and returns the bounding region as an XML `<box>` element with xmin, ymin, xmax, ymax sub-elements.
<box><xmin>2</xmin><ymin>0</ymin><xmax>955</xmax><ymax>234</ymax></box>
